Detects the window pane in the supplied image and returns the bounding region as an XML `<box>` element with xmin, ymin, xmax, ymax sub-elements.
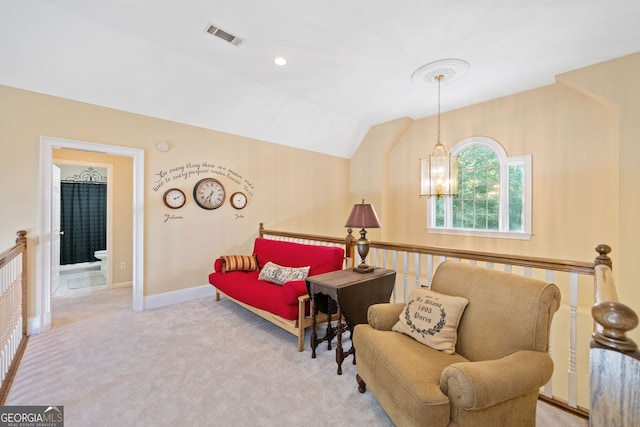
<box><xmin>488</xmin><ymin>214</ymin><xmax>499</xmax><ymax>230</ymax></box>
<box><xmin>474</xmin><ymin>215</ymin><xmax>487</xmax><ymax>229</ymax></box>
<box><xmin>463</xmin><ymin>214</ymin><xmax>474</xmax><ymax>228</ymax></box>
<box><xmin>435</xmin><ymin>197</ymin><xmax>445</xmax><ymax>227</ymax></box>
<box><xmin>475</xmin><ymin>200</ymin><xmax>487</xmax><ymax>215</ymax></box>
<box><xmin>509</xmin><ymin>164</ymin><xmax>524</xmax><ymax>231</ymax></box>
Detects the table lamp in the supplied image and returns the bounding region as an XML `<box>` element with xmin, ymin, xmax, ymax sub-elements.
<box><xmin>345</xmin><ymin>199</ymin><xmax>381</xmax><ymax>273</ymax></box>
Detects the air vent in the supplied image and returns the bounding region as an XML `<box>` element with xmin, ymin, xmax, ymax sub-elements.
<box><xmin>204</xmin><ymin>23</ymin><xmax>245</xmax><ymax>47</ymax></box>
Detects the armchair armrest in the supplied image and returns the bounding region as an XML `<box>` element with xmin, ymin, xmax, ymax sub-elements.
<box><xmin>440</xmin><ymin>350</ymin><xmax>553</xmax><ymax>411</ymax></box>
<box><xmin>367</xmin><ymin>303</ymin><xmax>406</xmax><ymax>331</ymax></box>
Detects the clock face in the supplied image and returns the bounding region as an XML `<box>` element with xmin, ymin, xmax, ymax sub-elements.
<box><xmin>193</xmin><ymin>178</ymin><xmax>225</xmax><ymax>210</ymax></box>
<box><xmin>230</xmin><ymin>192</ymin><xmax>247</xmax><ymax>210</ymax></box>
<box><xmin>163</xmin><ymin>188</ymin><xmax>186</xmax><ymax>209</ymax></box>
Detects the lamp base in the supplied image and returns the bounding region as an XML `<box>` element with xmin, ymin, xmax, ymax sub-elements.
<box><xmin>353</xmin><ymin>264</ymin><xmax>374</xmax><ymax>274</ymax></box>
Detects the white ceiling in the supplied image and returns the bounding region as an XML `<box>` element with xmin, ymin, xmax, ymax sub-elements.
<box><xmin>2</xmin><ymin>1</ymin><xmax>640</xmax><ymax>158</ymax></box>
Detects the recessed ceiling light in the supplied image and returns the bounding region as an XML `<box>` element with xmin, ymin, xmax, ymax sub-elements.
<box><xmin>274</xmin><ymin>57</ymin><xmax>287</xmax><ymax>66</ymax></box>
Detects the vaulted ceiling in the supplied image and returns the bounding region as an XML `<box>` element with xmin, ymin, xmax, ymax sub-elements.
<box><xmin>2</xmin><ymin>1</ymin><xmax>639</xmax><ymax>158</ymax></box>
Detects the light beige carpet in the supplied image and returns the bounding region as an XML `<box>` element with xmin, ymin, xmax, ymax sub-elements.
<box><xmin>6</xmin><ymin>287</ymin><xmax>587</xmax><ymax>427</ymax></box>
<box><xmin>7</xmin><ymin>287</ymin><xmax>392</xmax><ymax>427</ymax></box>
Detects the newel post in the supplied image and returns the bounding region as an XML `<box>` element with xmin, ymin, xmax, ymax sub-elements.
<box><xmin>594</xmin><ymin>243</ymin><xmax>612</xmax><ymax>269</ymax></box>
<box><xmin>591</xmin><ymin>244</ymin><xmax>638</xmax><ymax>352</ymax></box>
<box><xmin>345</xmin><ymin>229</ymin><xmax>356</xmax><ymax>268</ymax></box>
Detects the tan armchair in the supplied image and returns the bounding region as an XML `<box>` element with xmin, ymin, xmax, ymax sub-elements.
<box><xmin>353</xmin><ymin>261</ymin><xmax>561</xmax><ymax>427</ymax></box>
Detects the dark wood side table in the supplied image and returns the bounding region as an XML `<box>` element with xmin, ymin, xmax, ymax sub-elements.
<box><xmin>306</xmin><ymin>268</ymin><xmax>396</xmax><ymax>375</ymax></box>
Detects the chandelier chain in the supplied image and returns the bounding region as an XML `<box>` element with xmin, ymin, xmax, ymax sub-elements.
<box><xmin>436</xmin><ymin>74</ymin><xmax>443</xmax><ymax>145</ymax></box>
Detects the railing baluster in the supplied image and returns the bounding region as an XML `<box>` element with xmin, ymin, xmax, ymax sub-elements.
<box><xmin>402</xmin><ymin>252</ymin><xmax>408</xmax><ymax>304</ymax></box>
<box><xmin>427</xmin><ymin>254</ymin><xmax>433</xmax><ymax>290</ymax></box>
<box><xmin>568</xmin><ymin>271</ymin><xmax>579</xmax><ymax>409</ymax></box>
<box><xmin>543</xmin><ymin>269</ymin><xmax>555</xmax><ymax>399</ymax></box>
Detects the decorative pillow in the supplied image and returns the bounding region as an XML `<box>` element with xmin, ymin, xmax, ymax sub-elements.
<box><xmin>219</xmin><ymin>255</ymin><xmax>258</xmax><ymax>273</ymax></box>
<box><xmin>392</xmin><ymin>287</ymin><xmax>469</xmax><ymax>354</ymax></box>
<box><xmin>258</xmin><ymin>262</ymin><xmax>310</xmax><ymax>285</ymax></box>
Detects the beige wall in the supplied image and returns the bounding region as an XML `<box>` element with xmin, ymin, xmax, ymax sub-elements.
<box><xmin>0</xmin><ymin>85</ymin><xmax>350</xmax><ymax>314</ymax></box>
<box><xmin>53</xmin><ymin>150</ymin><xmax>134</xmax><ymax>286</ymax></box>
<box><xmin>556</xmin><ymin>53</ymin><xmax>640</xmax><ymax>348</ymax></box>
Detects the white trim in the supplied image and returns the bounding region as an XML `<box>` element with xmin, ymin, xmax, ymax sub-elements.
<box><xmin>451</xmin><ymin>136</ymin><xmax>508</xmax><ymax>160</ymax></box>
<box><xmin>144</xmin><ymin>285</ymin><xmax>217</xmax><ymax>311</ymax></box>
<box><xmin>427</xmin><ymin>227</ymin><xmax>532</xmax><ymax>240</ymax></box>
<box><xmin>112</xmin><ymin>281</ymin><xmax>133</xmax><ymax>289</ymax></box>
<box><xmin>36</xmin><ymin>136</ymin><xmax>144</xmax><ymax>334</ymax></box>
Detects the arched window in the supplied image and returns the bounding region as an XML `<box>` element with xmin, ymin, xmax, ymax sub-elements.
<box><xmin>428</xmin><ymin>136</ymin><xmax>532</xmax><ymax>240</ymax></box>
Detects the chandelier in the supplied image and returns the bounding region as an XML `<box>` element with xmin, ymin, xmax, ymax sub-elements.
<box><xmin>413</xmin><ymin>59</ymin><xmax>469</xmax><ymax>198</ymax></box>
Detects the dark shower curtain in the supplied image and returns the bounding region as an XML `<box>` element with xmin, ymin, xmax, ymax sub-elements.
<box><xmin>60</xmin><ymin>182</ymin><xmax>107</xmax><ymax>265</ymax></box>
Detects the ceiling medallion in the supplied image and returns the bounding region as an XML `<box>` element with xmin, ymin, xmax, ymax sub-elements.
<box><xmin>411</xmin><ymin>58</ymin><xmax>470</xmax><ymax>87</ymax></box>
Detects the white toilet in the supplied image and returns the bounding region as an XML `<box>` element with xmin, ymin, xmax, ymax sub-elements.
<box><xmin>94</xmin><ymin>250</ymin><xmax>108</xmax><ymax>271</ymax></box>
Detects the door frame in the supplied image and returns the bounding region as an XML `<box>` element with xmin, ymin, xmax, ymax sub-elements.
<box><xmin>36</xmin><ymin>136</ymin><xmax>144</xmax><ymax>334</ymax></box>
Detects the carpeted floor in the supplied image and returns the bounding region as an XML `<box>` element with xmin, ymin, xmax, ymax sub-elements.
<box><xmin>6</xmin><ymin>287</ymin><xmax>588</xmax><ymax>427</ymax></box>
<box><xmin>7</xmin><ymin>287</ymin><xmax>392</xmax><ymax>427</ymax></box>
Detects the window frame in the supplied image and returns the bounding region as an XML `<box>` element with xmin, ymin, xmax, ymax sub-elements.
<box><xmin>427</xmin><ymin>136</ymin><xmax>532</xmax><ymax>240</ymax></box>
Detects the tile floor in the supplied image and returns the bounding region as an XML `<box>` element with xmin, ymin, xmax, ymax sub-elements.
<box><xmin>53</xmin><ymin>261</ymin><xmax>108</xmax><ymax>297</ymax></box>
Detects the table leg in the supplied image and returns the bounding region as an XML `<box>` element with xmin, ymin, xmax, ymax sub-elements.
<box><xmin>326</xmin><ymin>311</ymin><xmax>332</xmax><ymax>351</ymax></box>
<box><xmin>311</xmin><ymin>294</ymin><xmax>318</xmax><ymax>359</ymax></box>
<box><xmin>336</xmin><ymin>307</ymin><xmax>344</xmax><ymax>375</ymax></box>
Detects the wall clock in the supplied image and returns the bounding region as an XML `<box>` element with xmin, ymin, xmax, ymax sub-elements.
<box><xmin>193</xmin><ymin>178</ymin><xmax>226</xmax><ymax>210</ymax></box>
<box><xmin>230</xmin><ymin>192</ymin><xmax>248</xmax><ymax>210</ymax></box>
<box><xmin>163</xmin><ymin>188</ymin><xmax>186</xmax><ymax>209</ymax></box>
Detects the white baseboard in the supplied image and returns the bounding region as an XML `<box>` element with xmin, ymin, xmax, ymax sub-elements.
<box><xmin>111</xmin><ymin>281</ymin><xmax>132</xmax><ymax>289</ymax></box>
<box><xmin>144</xmin><ymin>284</ymin><xmax>216</xmax><ymax>311</ymax></box>
<box><xmin>27</xmin><ymin>285</ymin><xmax>215</xmax><ymax>334</ymax></box>
<box><xmin>28</xmin><ymin>316</ymin><xmax>42</xmax><ymax>335</ymax></box>
<box><xmin>27</xmin><ymin>310</ymin><xmax>51</xmax><ymax>335</ymax></box>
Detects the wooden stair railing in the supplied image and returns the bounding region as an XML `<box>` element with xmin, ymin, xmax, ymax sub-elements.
<box><xmin>0</xmin><ymin>230</ymin><xmax>29</xmax><ymax>405</ymax></box>
<box><xmin>589</xmin><ymin>244</ymin><xmax>639</xmax><ymax>427</ymax></box>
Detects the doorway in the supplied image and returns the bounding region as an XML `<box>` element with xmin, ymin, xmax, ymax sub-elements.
<box><xmin>53</xmin><ymin>162</ymin><xmax>111</xmax><ymax>297</ymax></box>
<box><xmin>37</xmin><ymin>136</ymin><xmax>144</xmax><ymax>334</ymax></box>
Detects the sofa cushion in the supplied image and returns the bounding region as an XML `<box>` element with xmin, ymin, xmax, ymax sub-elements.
<box><xmin>392</xmin><ymin>287</ymin><xmax>469</xmax><ymax>355</ymax></box>
<box><xmin>281</xmin><ymin>280</ymin><xmax>309</xmax><ymax>305</ymax></box>
<box><xmin>219</xmin><ymin>255</ymin><xmax>258</xmax><ymax>273</ymax></box>
<box><xmin>252</xmin><ymin>238</ymin><xmax>344</xmax><ymax>276</ymax></box>
<box><xmin>258</xmin><ymin>261</ymin><xmax>310</xmax><ymax>285</ymax></box>
<box><xmin>210</xmin><ymin>270</ymin><xmax>302</xmax><ymax>320</ymax></box>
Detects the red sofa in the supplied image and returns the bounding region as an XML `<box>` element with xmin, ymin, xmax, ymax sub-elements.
<box><xmin>209</xmin><ymin>237</ymin><xmax>345</xmax><ymax>351</ymax></box>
